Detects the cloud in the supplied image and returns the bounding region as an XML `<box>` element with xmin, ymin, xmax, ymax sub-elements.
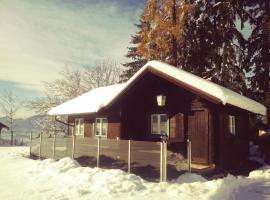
<box><xmin>0</xmin><ymin>0</ymin><xmax>143</xmax><ymax>93</ymax></box>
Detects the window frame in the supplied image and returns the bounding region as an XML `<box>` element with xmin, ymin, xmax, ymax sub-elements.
<box><xmin>94</xmin><ymin>117</ymin><xmax>108</xmax><ymax>137</ymax></box>
<box><xmin>150</xmin><ymin>113</ymin><xmax>169</xmax><ymax>136</ymax></box>
<box><xmin>74</xmin><ymin>118</ymin><xmax>84</xmax><ymax>136</ymax></box>
<box><xmin>228</xmin><ymin>115</ymin><xmax>236</xmax><ymax>136</ymax></box>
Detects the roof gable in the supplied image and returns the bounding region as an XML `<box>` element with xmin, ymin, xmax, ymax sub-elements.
<box><xmin>48</xmin><ymin>60</ymin><xmax>266</xmax><ymax>116</ymax></box>
<box><xmin>107</xmin><ymin>61</ymin><xmax>266</xmax><ymax>115</ymax></box>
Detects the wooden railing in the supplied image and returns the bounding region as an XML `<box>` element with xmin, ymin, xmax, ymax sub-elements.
<box><xmin>30</xmin><ymin>133</ymin><xmax>192</xmax><ymax>182</ymax></box>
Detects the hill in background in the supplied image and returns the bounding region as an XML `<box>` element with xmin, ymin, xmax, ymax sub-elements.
<box><xmin>0</xmin><ymin>115</ymin><xmax>44</xmax><ymax>139</ymax></box>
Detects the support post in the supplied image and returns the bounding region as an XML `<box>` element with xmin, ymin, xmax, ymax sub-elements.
<box><xmin>72</xmin><ymin>135</ymin><xmax>75</xmax><ymax>159</ymax></box>
<box><xmin>128</xmin><ymin>140</ymin><xmax>131</xmax><ymax>173</ymax></box>
<box><xmin>11</xmin><ymin>130</ymin><xmax>14</xmax><ymax>146</ymax></box>
<box><xmin>39</xmin><ymin>132</ymin><xmax>43</xmax><ymax>159</ymax></box>
<box><xmin>187</xmin><ymin>139</ymin><xmax>192</xmax><ymax>172</ymax></box>
<box><xmin>163</xmin><ymin>141</ymin><xmax>167</xmax><ymax>182</ymax></box>
<box><xmin>160</xmin><ymin>142</ymin><xmax>163</xmax><ymax>182</ymax></box>
<box><xmin>97</xmin><ymin>136</ymin><xmax>100</xmax><ymax>168</ymax></box>
<box><xmin>52</xmin><ymin>133</ymin><xmax>56</xmax><ymax>159</ymax></box>
<box><xmin>29</xmin><ymin>131</ymin><xmax>32</xmax><ymax>157</ymax></box>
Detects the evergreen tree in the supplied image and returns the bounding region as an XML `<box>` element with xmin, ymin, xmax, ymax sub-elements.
<box><xmin>177</xmin><ymin>0</ymin><xmax>215</xmax><ymax>76</ymax></box>
<box><xmin>246</xmin><ymin>0</ymin><xmax>270</xmax><ymax>102</ymax></box>
<box><xmin>122</xmin><ymin>0</ymin><xmax>268</xmax><ymax>99</ymax></box>
<box><xmin>120</xmin><ymin>21</ymin><xmax>147</xmax><ymax>82</ymax></box>
<box><xmin>185</xmin><ymin>0</ymin><xmax>249</xmax><ymax>94</ymax></box>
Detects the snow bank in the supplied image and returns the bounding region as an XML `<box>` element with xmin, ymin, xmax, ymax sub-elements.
<box><xmin>231</xmin><ymin>166</ymin><xmax>270</xmax><ymax>199</ymax></box>
<box><xmin>0</xmin><ymin>146</ymin><xmax>29</xmax><ymax>157</ymax></box>
<box><xmin>174</xmin><ymin>172</ymin><xmax>207</xmax><ymax>184</ymax></box>
<box><xmin>249</xmin><ymin>166</ymin><xmax>270</xmax><ymax>179</ymax></box>
<box><xmin>1</xmin><ymin>147</ymin><xmax>270</xmax><ymax>200</ymax></box>
<box><xmin>26</xmin><ymin>157</ymin><xmax>270</xmax><ymax>200</ymax></box>
<box><xmin>28</xmin><ymin>157</ymin><xmax>148</xmax><ymax>199</ymax></box>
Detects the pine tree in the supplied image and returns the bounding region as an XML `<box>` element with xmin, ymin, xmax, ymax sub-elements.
<box><xmin>201</xmin><ymin>0</ymin><xmax>248</xmax><ymax>93</ymax></box>
<box><xmin>172</xmin><ymin>0</ymin><xmax>249</xmax><ymax>94</ymax></box>
<box><xmin>121</xmin><ymin>0</ymin><xmax>252</xmax><ymax>95</ymax></box>
<box><xmin>120</xmin><ymin>0</ymin><xmax>158</xmax><ymax>82</ymax></box>
<box><xmin>120</xmin><ymin>21</ymin><xmax>147</xmax><ymax>82</ymax></box>
<box><xmin>246</xmin><ymin>0</ymin><xmax>270</xmax><ymax>102</ymax></box>
<box><xmin>177</xmin><ymin>0</ymin><xmax>215</xmax><ymax>76</ymax></box>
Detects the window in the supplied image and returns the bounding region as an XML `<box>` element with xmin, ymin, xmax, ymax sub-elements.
<box><xmin>151</xmin><ymin>114</ymin><xmax>169</xmax><ymax>136</ymax></box>
<box><xmin>75</xmin><ymin>118</ymin><xmax>84</xmax><ymax>135</ymax></box>
<box><xmin>95</xmin><ymin>118</ymin><xmax>108</xmax><ymax>137</ymax></box>
<box><xmin>229</xmin><ymin>115</ymin><xmax>236</xmax><ymax>135</ymax></box>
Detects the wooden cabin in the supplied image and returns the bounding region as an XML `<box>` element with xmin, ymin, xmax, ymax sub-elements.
<box><xmin>49</xmin><ymin>61</ymin><xmax>266</xmax><ymax>170</ymax></box>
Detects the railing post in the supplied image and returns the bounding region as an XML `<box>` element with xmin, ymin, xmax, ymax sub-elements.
<box><xmin>72</xmin><ymin>135</ymin><xmax>75</xmax><ymax>159</ymax></box>
<box><xmin>29</xmin><ymin>131</ymin><xmax>32</xmax><ymax>157</ymax></box>
<box><xmin>163</xmin><ymin>141</ymin><xmax>167</xmax><ymax>182</ymax></box>
<box><xmin>39</xmin><ymin>132</ymin><xmax>43</xmax><ymax>160</ymax></box>
<box><xmin>10</xmin><ymin>130</ymin><xmax>14</xmax><ymax>146</ymax></box>
<box><xmin>128</xmin><ymin>139</ymin><xmax>131</xmax><ymax>173</ymax></box>
<box><xmin>52</xmin><ymin>133</ymin><xmax>56</xmax><ymax>159</ymax></box>
<box><xmin>187</xmin><ymin>139</ymin><xmax>192</xmax><ymax>172</ymax></box>
<box><xmin>160</xmin><ymin>142</ymin><xmax>163</xmax><ymax>182</ymax></box>
<box><xmin>97</xmin><ymin>136</ymin><xmax>100</xmax><ymax>168</ymax></box>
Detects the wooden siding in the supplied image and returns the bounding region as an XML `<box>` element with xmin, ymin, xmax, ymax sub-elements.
<box><xmin>208</xmin><ymin>109</ymin><xmax>215</xmax><ymax>164</ymax></box>
<box><xmin>119</xmin><ymin>72</ymin><xmax>194</xmax><ymax>142</ymax></box>
<box><xmin>107</xmin><ymin>122</ymin><xmax>120</xmax><ymax>139</ymax></box>
<box><xmin>116</xmin><ymin>72</ymin><xmax>216</xmax><ymax>164</ymax></box>
<box><xmin>215</xmin><ymin>106</ymin><xmax>249</xmax><ymax>170</ymax></box>
<box><xmin>170</xmin><ymin>113</ymin><xmax>184</xmax><ymax>142</ymax></box>
<box><xmin>66</xmin><ymin>70</ymin><xmax>250</xmax><ymax>170</ymax></box>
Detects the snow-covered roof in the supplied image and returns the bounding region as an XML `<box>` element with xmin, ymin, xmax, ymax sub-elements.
<box><xmin>48</xmin><ymin>60</ymin><xmax>266</xmax><ymax>116</ymax></box>
<box><xmin>48</xmin><ymin>84</ymin><xmax>125</xmax><ymax>115</ymax></box>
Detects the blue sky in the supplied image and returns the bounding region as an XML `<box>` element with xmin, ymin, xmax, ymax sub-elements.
<box><xmin>0</xmin><ymin>0</ymin><xmax>146</xmax><ymax>117</ymax></box>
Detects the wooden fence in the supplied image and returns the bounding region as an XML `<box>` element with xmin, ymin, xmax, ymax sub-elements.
<box><xmin>30</xmin><ymin>133</ymin><xmax>192</xmax><ymax>182</ymax></box>
<box><xmin>0</xmin><ymin>137</ymin><xmax>28</xmax><ymax>146</ymax></box>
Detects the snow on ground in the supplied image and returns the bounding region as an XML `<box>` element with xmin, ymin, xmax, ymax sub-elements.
<box><xmin>1</xmin><ymin>147</ymin><xmax>270</xmax><ymax>200</ymax></box>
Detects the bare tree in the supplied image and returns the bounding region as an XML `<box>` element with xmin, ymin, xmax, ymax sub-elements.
<box><xmin>0</xmin><ymin>90</ymin><xmax>20</xmax><ymax>145</ymax></box>
<box><xmin>82</xmin><ymin>60</ymin><xmax>122</xmax><ymax>89</ymax></box>
<box><xmin>44</xmin><ymin>66</ymin><xmax>85</xmax><ymax>102</ymax></box>
<box><xmin>27</xmin><ymin>66</ymin><xmax>84</xmax><ymax>134</ymax></box>
<box><xmin>28</xmin><ymin>60</ymin><xmax>122</xmax><ymax>134</ymax></box>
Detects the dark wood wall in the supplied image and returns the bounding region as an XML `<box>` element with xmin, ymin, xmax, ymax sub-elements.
<box><xmin>215</xmin><ymin>106</ymin><xmax>249</xmax><ymax>170</ymax></box>
<box><xmin>170</xmin><ymin>113</ymin><xmax>184</xmax><ymax>142</ymax></box>
<box><xmin>66</xmin><ymin>71</ymin><xmax>250</xmax><ymax>169</ymax></box>
<box><xmin>105</xmin><ymin>72</ymin><xmax>218</xmax><ymax>165</ymax></box>
<box><xmin>119</xmin><ymin>72</ymin><xmax>193</xmax><ymax>142</ymax></box>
